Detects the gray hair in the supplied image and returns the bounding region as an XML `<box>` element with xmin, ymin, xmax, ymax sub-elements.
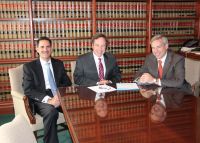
<box><xmin>150</xmin><ymin>35</ymin><xmax>168</xmax><ymax>47</ymax></box>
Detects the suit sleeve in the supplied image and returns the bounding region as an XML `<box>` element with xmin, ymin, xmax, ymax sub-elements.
<box><xmin>22</xmin><ymin>64</ymin><xmax>47</xmax><ymax>102</ymax></box>
<box><xmin>161</xmin><ymin>57</ymin><xmax>185</xmax><ymax>88</ymax></box>
<box><xmin>134</xmin><ymin>57</ymin><xmax>150</xmax><ymax>80</ymax></box>
<box><xmin>108</xmin><ymin>57</ymin><xmax>121</xmax><ymax>83</ymax></box>
<box><xmin>74</xmin><ymin>58</ymin><xmax>98</xmax><ymax>85</ymax></box>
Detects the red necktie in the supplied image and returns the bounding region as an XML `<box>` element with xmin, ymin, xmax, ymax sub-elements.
<box><xmin>158</xmin><ymin>60</ymin><xmax>163</xmax><ymax>79</ymax></box>
<box><xmin>98</xmin><ymin>58</ymin><xmax>104</xmax><ymax>80</ymax></box>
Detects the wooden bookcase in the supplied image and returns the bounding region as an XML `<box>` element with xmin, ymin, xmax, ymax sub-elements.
<box><xmin>0</xmin><ymin>0</ymin><xmax>199</xmax><ymax>114</ymax></box>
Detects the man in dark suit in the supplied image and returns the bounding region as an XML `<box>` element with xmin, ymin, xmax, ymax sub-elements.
<box><xmin>74</xmin><ymin>33</ymin><xmax>121</xmax><ymax>86</ymax></box>
<box><xmin>22</xmin><ymin>37</ymin><xmax>72</xmax><ymax>143</ymax></box>
<box><xmin>135</xmin><ymin>35</ymin><xmax>191</xmax><ymax>88</ymax></box>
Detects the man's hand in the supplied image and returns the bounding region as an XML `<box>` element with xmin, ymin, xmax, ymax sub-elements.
<box><xmin>139</xmin><ymin>73</ymin><xmax>155</xmax><ymax>83</ymax></box>
<box><xmin>47</xmin><ymin>95</ymin><xmax>60</xmax><ymax>108</ymax></box>
<box><xmin>98</xmin><ymin>80</ymin><xmax>111</xmax><ymax>85</ymax></box>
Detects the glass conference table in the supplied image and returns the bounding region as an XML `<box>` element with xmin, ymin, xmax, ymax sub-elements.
<box><xmin>58</xmin><ymin>85</ymin><xmax>200</xmax><ymax>143</ymax></box>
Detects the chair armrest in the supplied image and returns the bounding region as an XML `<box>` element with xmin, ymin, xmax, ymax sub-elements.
<box><xmin>11</xmin><ymin>91</ymin><xmax>36</xmax><ymax>124</ymax></box>
<box><xmin>23</xmin><ymin>96</ymin><xmax>36</xmax><ymax>124</ymax></box>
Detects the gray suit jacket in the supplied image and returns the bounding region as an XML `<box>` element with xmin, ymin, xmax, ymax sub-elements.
<box><xmin>135</xmin><ymin>51</ymin><xmax>191</xmax><ymax>88</ymax></box>
<box><xmin>74</xmin><ymin>52</ymin><xmax>121</xmax><ymax>86</ymax></box>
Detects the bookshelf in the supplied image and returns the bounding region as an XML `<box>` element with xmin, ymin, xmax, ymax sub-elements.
<box><xmin>0</xmin><ymin>0</ymin><xmax>199</xmax><ymax>114</ymax></box>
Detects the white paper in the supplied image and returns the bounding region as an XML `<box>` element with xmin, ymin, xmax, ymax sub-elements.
<box><xmin>116</xmin><ymin>83</ymin><xmax>139</xmax><ymax>91</ymax></box>
<box><xmin>88</xmin><ymin>85</ymin><xmax>116</xmax><ymax>93</ymax></box>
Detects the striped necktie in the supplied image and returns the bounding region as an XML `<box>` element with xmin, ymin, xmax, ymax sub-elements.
<box><xmin>98</xmin><ymin>58</ymin><xmax>104</xmax><ymax>81</ymax></box>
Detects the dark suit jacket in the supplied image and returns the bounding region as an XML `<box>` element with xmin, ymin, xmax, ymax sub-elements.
<box><xmin>135</xmin><ymin>50</ymin><xmax>191</xmax><ymax>88</ymax></box>
<box><xmin>74</xmin><ymin>52</ymin><xmax>121</xmax><ymax>86</ymax></box>
<box><xmin>23</xmin><ymin>58</ymin><xmax>72</xmax><ymax>102</ymax></box>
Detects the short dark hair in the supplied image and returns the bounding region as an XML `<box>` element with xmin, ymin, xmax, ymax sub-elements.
<box><xmin>91</xmin><ymin>33</ymin><xmax>109</xmax><ymax>46</ymax></box>
<box><xmin>37</xmin><ymin>36</ymin><xmax>52</xmax><ymax>47</ymax></box>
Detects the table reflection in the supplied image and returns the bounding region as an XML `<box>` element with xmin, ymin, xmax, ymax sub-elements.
<box><xmin>58</xmin><ymin>85</ymin><xmax>198</xmax><ymax>143</ymax></box>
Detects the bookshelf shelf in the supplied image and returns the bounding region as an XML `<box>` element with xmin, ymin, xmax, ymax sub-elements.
<box><xmin>0</xmin><ymin>39</ymin><xmax>31</xmax><ymax>42</ymax></box>
<box><xmin>33</xmin><ymin>18</ymin><xmax>92</xmax><ymax>21</ymax></box>
<box><xmin>0</xmin><ymin>0</ymin><xmax>199</xmax><ymax>114</ymax></box>
<box><xmin>152</xmin><ymin>17</ymin><xmax>196</xmax><ymax>20</ymax></box>
<box><xmin>0</xmin><ymin>18</ymin><xmax>30</xmax><ymax>21</ymax></box>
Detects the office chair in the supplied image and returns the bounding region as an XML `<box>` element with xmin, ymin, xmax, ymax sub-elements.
<box><xmin>0</xmin><ymin>114</ymin><xmax>37</xmax><ymax>143</ymax></box>
<box><xmin>8</xmin><ymin>64</ymin><xmax>66</xmax><ymax>138</ymax></box>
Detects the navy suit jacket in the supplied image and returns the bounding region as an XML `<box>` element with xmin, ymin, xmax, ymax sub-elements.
<box><xmin>22</xmin><ymin>58</ymin><xmax>72</xmax><ymax>102</ymax></box>
<box><xmin>74</xmin><ymin>52</ymin><xmax>121</xmax><ymax>86</ymax></box>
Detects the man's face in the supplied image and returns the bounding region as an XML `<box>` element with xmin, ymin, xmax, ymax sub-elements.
<box><xmin>36</xmin><ymin>40</ymin><xmax>52</xmax><ymax>61</ymax></box>
<box><xmin>92</xmin><ymin>37</ymin><xmax>106</xmax><ymax>57</ymax></box>
<box><xmin>150</xmin><ymin>102</ymin><xmax>166</xmax><ymax>123</ymax></box>
<box><xmin>151</xmin><ymin>39</ymin><xmax>168</xmax><ymax>59</ymax></box>
<box><xmin>95</xmin><ymin>99</ymin><xmax>108</xmax><ymax>118</ymax></box>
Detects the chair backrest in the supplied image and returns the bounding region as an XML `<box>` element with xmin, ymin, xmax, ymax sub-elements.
<box><xmin>8</xmin><ymin>64</ymin><xmax>24</xmax><ymax>94</ymax></box>
<box><xmin>0</xmin><ymin>115</ymin><xmax>37</xmax><ymax>143</ymax></box>
<box><xmin>70</xmin><ymin>61</ymin><xmax>76</xmax><ymax>84</ymax></box>
<box><xmin>185</xmin><ymin>58</ymin><xmax>200</xmax><ymax>96</ymax></box>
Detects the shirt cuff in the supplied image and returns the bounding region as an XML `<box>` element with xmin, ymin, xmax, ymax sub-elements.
<box><xmin>42</xmin><ymin>96</ymin><xmax>52</xmax><ymax>103</ymax></box>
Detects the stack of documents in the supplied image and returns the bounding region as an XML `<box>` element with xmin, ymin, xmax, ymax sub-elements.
<box><xmin>88</xmin><ymin>85</ymin><xmax>116</xmax><ymax>93</ymax></box>
<box><xmin>116</xmin><ymin>83</ymin><xmax>139</xmax><ymax>91</ymax></box>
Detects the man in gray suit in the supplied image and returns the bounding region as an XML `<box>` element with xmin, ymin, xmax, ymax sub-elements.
<box><xmin>135</xmin><ymin>35</ymin><xmax>191</xmax><ymax>88</ymax></box>
<box><xmin>74</xmin><ymin>33</ymin><xmax>121</xmax><ymax>86</ymax></box>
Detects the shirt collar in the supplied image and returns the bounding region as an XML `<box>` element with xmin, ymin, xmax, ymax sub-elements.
<box><xmin>158</xmin><ymin>52</ymin><xmax>167</xmax><ymax>64</ymax></box>
<box><xmin>40</xmin><ymin>57</ymin><xmax>52</xmax><ymax>65</ymax></box>
<box><xmin>93</xmin><ymin>52</ymin><xmax>104</xmax><ymax>61</ymax></box>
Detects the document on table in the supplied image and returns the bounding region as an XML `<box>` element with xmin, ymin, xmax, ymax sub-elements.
<box><xmin>116</xmin><ymin>83</ymin><xmax>139</xmax><ymax>91</ymax></box>
<box><xmin>88</xmin><ymin>85</ymin><xmax>116</xmax><ymax>93</ymax></box>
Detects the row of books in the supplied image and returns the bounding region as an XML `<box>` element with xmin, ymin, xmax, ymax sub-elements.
<box><xmin>1</xmin><ymin>1</ymin><xmax>196</xmax><ymax>19</ymax></box>
<box><xmin>152</xmin><ymin>20</ymin><xmax>195</xmax><ymax>37</ymax></box>
<box><xmin>96</xmin><ymin>2</ymin><xmax>146</xmax><ymax>18</ymax></box>
<box><xmin>32</xmin><ymin>1</ymin><xmax>91</xmax><ymax>18</ymax></box>
<box><xmin>108</xmin><ymin>38</ymin><xmax>146</xmax><ymax>54</ymax></box>
<box><xmin>0</xmin><ymin>1</ymin><xmax>29</xmax><ymax>19</ymax></box>
<box><xmin>0</xmin><ymin>41</ymin><xmax>32</xmax><ymax>59</ymax></box>
<box><xmin>96</xmin><ymin>20</ymin><xmax>146</xmax><ymax>37</ymax></box>
<box><xmin>0</xmin><ymin>21</ymin><xmax>30</xmax><ymax>39</ymax></box>
<box><xmin>117</xmin><ymin>57</ymin><xmax>144</xmax><ymax>75</ymax></box>
<box><xmin>33</xmin><ymin>20</ymin><xmax>92</xmax><ymax>38</ymax></box>
<box><xmin>152</xmin><ymin>2</ymin><xmax>196</xmax><ymax>18</ymax></box>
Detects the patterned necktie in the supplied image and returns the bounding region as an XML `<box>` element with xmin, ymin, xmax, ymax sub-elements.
<box><xmin>98</xmin><ymin>58</ymin><xmax>104</xmax><ymax>81</ymax></box>
<box><xmin>46</xmin><ymin>63</ymin><xmax>57</xmax><ymax>95</ymax></box>
<box><xmin>158</xmin><ymin>60</ymin><xmax>163</xmax><ymax>79</ymax></box>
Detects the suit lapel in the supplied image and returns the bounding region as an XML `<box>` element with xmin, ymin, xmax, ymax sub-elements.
<box><xmin>104</xmin><ymin>54</ymin><xmax>109</xmax><ymax>79</ymax></box>
<box><xmin>90</xmin><ymin>53</ymin><xmax>99</xmax><ymax>78</ymax></box>
<box><xmin>162</xmin><ymin>52</ymin><xmax>173</xmax><ymax>78</ymax></box>
<box><xmin>151</xmin><ymin>56</ymin><xmax>159</xmax><ymax>78</ymax></box>
<box><xmin>36</xmin><ymin>59</ymin><xmax>46</xmax><ymax>90</ymax></box>
<box><xmin>51</xmin><ymin>58</ymin><xmax>58</xmax><ymax>85</ymax></box>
